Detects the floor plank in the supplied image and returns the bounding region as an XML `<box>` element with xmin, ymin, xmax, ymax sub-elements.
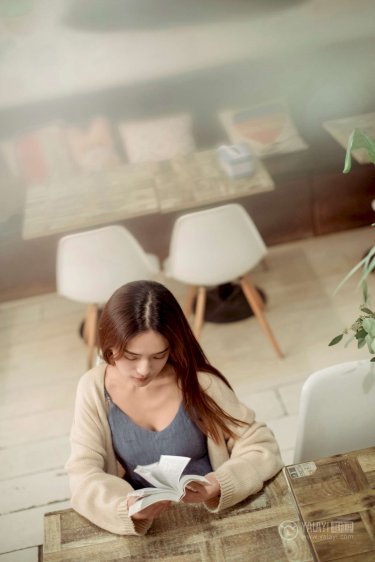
<box><xmin>0</xmin><ymin>547</ymin><xmax>39</xmax><ymax>562</ymax></box>
<box><xmin>0</xmin><ymin>501</ymin><xmax>70</xmax><ymax>553</ymax></box>
<box><xmin>0</xmin><ymin>436</ymin><xmax>70</xmax><ymax>481</ymax></box>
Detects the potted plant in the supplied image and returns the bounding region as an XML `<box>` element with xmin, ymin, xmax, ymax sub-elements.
<box><xmin>329</xmin><ymin>129</ymin><xmax>375</xmax><ymax>359</ymax></box>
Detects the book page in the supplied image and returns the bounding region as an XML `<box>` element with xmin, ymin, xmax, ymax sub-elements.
<box><xmin>134</xmin><ymin>455</ymin><xmax>190</xmax><ymax>490</ymax></box>
<box><xmin>128</xmin><ymin>490</ymin><xmax>180</xmax><ymax>517</ymax></box>
<box><xmin>179</xmin><ymin>474</ymin><xmax>209</xmax><ymax>491</ymax></box>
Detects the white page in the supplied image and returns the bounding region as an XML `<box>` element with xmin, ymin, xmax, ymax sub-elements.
<box><xmin>134</xmin><ymin>455</ymin><xmax>190</xmax><ymax>490</ymax></box>
<box><xmin>128</xmin><ymin>490</ymin><xmax>180</xmax><ymax>517</ymax></box>
<box><xmin>179</xmin><ymin>474</ymin><xmax>209</xmax><ymax>489</ymax></box>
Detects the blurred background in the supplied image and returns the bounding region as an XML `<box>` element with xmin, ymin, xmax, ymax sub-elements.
<box><xmin>1</xmin><ymin>0</ymin><xmax>375</xmax><ymax>301</ymax></box>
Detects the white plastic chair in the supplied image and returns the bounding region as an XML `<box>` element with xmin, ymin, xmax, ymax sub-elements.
<box><xmin>164</xmin><ymin>203</ymin><xmax>283</xmax><ymax>357</ymax></box>
<box><xmin>294</xmin><ymin>360</ymin><xmax>375</xmax><ymax>463</ymax></box>
<box><xmin>57</xmin><ymin>225</ymin><xmax>160</xmax><ymax>368</ymax></box>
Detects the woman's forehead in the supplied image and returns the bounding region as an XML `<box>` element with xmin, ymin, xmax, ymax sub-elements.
<box><xmin>125</xmin><ymin>330</ymin><xmax>169</xmax><ymax>353</ymax></box>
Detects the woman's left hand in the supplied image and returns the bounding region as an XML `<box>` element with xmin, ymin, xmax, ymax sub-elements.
<box><xmin>182</xmin><ymin>472</ymin><xmax>221</xmax><ymax>504</ymax></box>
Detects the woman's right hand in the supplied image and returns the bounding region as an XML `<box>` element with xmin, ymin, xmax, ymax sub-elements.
<box><xmin>127</xmin><ymin>495</ymin><xmax>171</xmax><ymax>521</ymax></box>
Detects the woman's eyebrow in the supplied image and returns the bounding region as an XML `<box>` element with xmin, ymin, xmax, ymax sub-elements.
<box><xmin>124</xmin><ymin>346</ymin><xmax>169</xmax><ymax>356</ymax></box>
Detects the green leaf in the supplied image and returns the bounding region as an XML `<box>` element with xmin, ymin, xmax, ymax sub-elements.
<box><xmin>343</xmin><ymin>128</ymin><xmax>375</xmax><ymax>173</ymax></box>
<box><xmin>357</xmin><ymin>338</ymin><xmax>366</xmax><ymax>349</ymax></box>
<box><xmin>366</xmin><ymin>335</ymin><xmax>374</xmax><ymax>353</ymax></box>
<box><xmin>355</xmin><ymin>328</ymin><xmax>367</xmax><ymax>340</ymax></box>
<box><xmin>371</xmin><ymin>357</ymin><xmax>375</xmax><ymax>362</ymax></box>
<box><xmin>362</xmin><ymin>317</ymin><xmax>375</xmax><ymax>337</ymax></box>
<box><xmin>358</xmin><ymin>247</ymin><xmax>375</xmax><ymax>288</ymax></box>
<box><xmin>328</xmin><ymin>334</ymin><xmax>344</xmax><ymax>346</ymax></box>
<box><xmin>362</xmin><ymin>281</ymin><xmax>369</xmax><ymax>305</ymax></box>
<box><xmin>361</xmin><ymin>307</ymin><xmax>374</xmax><ymax>315</ymax></box>
<box><xmin>333</xmin><ymin>256</ymin><xmax>367</xmax><ymax>295</ymax></box>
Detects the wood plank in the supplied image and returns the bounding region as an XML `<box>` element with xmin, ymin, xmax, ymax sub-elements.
<box><xmin>286</xmin><ymin>447</ymin><xmax>375</xmax><ymax>562</ymax></box>
<box><xmin>0</xmin><ymin>407</ymin><xmax>73</xmax><ymax>448</ymax></box>
<box><xmin>0</xmin><ymin>547</ymin><xmax>39</xmax><ymax>562</ymax></box>
<box><xmin>0</xmin><ymin>436</ymin><xmax>70</xmax><ymax>481</ymax></box>
<box><xmin>299</xmin><ymin>490</ymin><xmax>375</xmax><ymax>521</ymax></box>
<box><xmin>0</xmin><ymin>469</ymin><xmax>69</xmax><ymax>515</ymax></box>
<box><xmin>0</xmin><ymin>501</ymin><xmax>70</xmax><ymax>554</ymax></box>
<box><xmin>44</xmin><ymin>515</ymin><xmax>61</xmax><ymax>554</ymax></box>
<box><xmin>0</xmin><ymin>378</ymin><xmax>78</xmax><ymax>421</ymax></box>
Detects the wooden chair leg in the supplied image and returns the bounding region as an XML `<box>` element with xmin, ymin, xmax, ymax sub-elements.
<box><xmin>193</xmin><ymin>287</ymin><xmax>206</xmax><ymax>340</ymax></box>
<box><xmin>83</xmin><ymin>304</ymin><xmax>98</xmax><ymax>369</ymax></box>
<box><xmin>184</xmin><ymin>285</ymin><xmax>198</xmax><ymax>319</ymax></box>
<box><xmin>249</xmin><ymin>282</ymin><xmax>265</xmax><ymax>311</ymax></box>
<box><xmin>240</xmin><ymin>276</ymin><xmax>284</xmax><ymax>358</ymax></box>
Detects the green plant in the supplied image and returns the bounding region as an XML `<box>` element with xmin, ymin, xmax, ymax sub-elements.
<box><xmin>329</xmin><ymin>129</ymin><xmax>375</xmax><ymax>359</ymax></box>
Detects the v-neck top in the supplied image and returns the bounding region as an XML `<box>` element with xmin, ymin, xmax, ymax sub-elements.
<box><xmin>105</xmin><ymin>388</ymin><xmax>212</xmax><ymax>489</ymax></box>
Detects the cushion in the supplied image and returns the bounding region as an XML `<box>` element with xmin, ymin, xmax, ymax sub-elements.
<box><xmin>11</xmin><ymin>123</ymin><xmax>75</xmax><ymax>185</ymax></box>
<box><xmin>219</xmin><ymin>100</ymin><xmax>308</xmax><ymax>157</ymax></box>
<box><xmin>119</xmin><ymin>114</ymin><xmax>196</xmax><ymax>163</ymax></box>
<box><xmin>65</xmin><ymin>117</ymin><xmax>120</xmax><ymax>172</ymax></box>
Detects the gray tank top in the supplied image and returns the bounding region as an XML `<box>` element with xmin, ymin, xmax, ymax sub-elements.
<box><xmin>105</xmin><ymin>389</ymin><xmax>212</xmax><ymax>489</ymax></box>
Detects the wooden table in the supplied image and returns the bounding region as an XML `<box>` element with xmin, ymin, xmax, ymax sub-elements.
<box><xmin>42</xmin><ymin>447</ymin><xmax>375</xmax><ymax>561</ymax></box>
<box><xmin>323</xmin><ymin>112</ymin><xmax>375</xmax><ymax>164</ymax></box>
<box><xmin>41</xmin><ymin>470</ymin><xmax>313</xmax><ymax>562</ymax></box>
<box><xmin>285</xmin><ymin>446</ymin><xmax>375</xmax><ymax>562</ymax></box>
<box><xmin>22</xmin><ymin>150</ymin><xmax>274</xmax><ymax>240</ymax></box>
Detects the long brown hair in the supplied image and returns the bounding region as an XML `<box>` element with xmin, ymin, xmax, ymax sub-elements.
<box><xmin>98</xmin><ymin>280</ymin><xmax>247</xmax><ymax>443</ymax></box>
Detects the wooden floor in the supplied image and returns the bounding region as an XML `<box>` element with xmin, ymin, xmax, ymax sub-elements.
<box><xmin>0</xmin><ymin>226</ymin><xmax>372</xmax><ymax>561</ymax></box>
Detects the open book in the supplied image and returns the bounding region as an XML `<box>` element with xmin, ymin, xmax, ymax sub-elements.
<box><xmin>127</xmin><ymin>455</ymin><xmax>209</xmax><ymax>517</ymax></box>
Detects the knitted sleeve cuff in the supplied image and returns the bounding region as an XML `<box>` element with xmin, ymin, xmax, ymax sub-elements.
<box><xmin>117</xmin><ymin>501</ymin><xmax>153</xmax><ymax>535</ymax></box>
<box><xmin>204</xmin><ymin>470</ymin><xmax>235</xmax><ymax>513</ymax></box>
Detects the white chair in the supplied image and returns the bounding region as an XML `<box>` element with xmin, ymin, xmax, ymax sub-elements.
<box><xmin>294</xmin><ymin>360</ymin><xmax>375</xmax><ymax>463</ymax></box>
<box><xmin>164</xmin><ymin>203</ymin><xmax>283</xmax><ymax>357</ymax></box>
<box><xmin>57</xmin><ymin>225</ymin><xmax>160</xmax><ymax>368</ymax></box>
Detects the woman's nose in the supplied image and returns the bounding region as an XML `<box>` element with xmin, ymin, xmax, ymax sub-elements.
<box><xmin>136</xmin><ymin>360</ymin><xmax>151</xmax><ymax>375</ymax></box>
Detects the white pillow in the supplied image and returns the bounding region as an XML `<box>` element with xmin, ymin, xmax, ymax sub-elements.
<box><xmin>219</xmin><ymin>100</ymin><xmax>308</xmax><ymax>158</ymax></box>
<box><xmin>119</xmin><ymin>114</ymin><xmax>196</xmax><ymax>163</ymax></box>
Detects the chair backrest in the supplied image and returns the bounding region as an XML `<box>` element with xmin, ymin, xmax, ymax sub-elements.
<box><xmin>167</xmin><ymin>203</ymin><xmax>267</xmax><ymax>286</ymax></box>
<box><xmin>294</xmin><ymin>360</ymin><xmax>375</xmax><ymax>463</ymax></box>
<box><xmin>56</xmin><ymin>225</ymin><xmax>159</xmax><ymax>304</ymax></box>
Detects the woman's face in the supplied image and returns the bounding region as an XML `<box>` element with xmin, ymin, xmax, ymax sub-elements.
<box><xmin>113</xmin><ymin>330</ymin><xmax>170</xmax><ymax>387</ymax></box>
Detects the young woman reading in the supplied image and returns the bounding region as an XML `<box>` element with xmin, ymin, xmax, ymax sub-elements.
<box><xmin>65</xmin><ymin>280</ymin><xmax>283</xmax><ymax>535</ymax></box>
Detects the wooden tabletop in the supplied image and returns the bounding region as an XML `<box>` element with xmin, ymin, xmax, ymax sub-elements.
<box><xmin>285</xmin><ymin>446</ymin><xmax>375</xmax><ymax>562</ymax></box>
<box><xmin>42</xmin><ymin>470</ymin><xmax>313</xmax><ymax>562</ymax></box>
<box><xmin>323</xmin><ymin>112</ymin><xmax>375</xmax><ymax>164</ymax></box>
<box><xmin>22</xmin><ymin>150</ymin><xmax>274</xmax><ymax>240</ymax></box>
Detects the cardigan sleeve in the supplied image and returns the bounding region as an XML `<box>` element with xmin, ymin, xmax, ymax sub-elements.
<box><xmin>65</xmin><ymin>372</ymin><xmax>152</xmax><ymax>536</ymax></box>
<box><xmin>203</xmin><ymin>374</ymin><xmax>283</xmax><ymax>512</ymax></box>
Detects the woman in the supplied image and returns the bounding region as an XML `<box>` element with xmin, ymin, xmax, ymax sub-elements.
<box><xmin>65</xmin><ymin>280</ymin><xmax>282</xmax><ymax>536</ymax></box>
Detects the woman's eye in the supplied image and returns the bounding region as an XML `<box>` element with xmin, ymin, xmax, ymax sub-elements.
<box><xmin>154</xmin><ymin>353</ymin><xmax>168</xmax><ymax>360</ymax></box>
<box><xmin>124</xmin><ymin>356</ymin><xmax>137</xmax><ymax>361</ymax></box>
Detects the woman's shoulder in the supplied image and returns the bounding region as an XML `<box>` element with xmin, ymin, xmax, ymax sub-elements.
<box><xmin>198</xmin><ymin>371</ymin><xmax>236</xmax><ymax>402</ymax></box>
<box><xmin>77</xmin><ymin>363</ymin><xmax>106</xmax><ymax>395</ymax></box>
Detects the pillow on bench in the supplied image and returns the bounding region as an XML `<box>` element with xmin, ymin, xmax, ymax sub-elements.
<box><xmin>119</xmin><ymin>113</ymin><xmax>196</xmax><ymax>163</ymax></box>
<box><xmin>219</xmin><ymin>100</ymin><xmax>308</xmax><ymax>158</ymax></box>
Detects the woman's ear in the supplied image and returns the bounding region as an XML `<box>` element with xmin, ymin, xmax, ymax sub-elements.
<box><xmin>108</xmin><ymin>349</ymin><xmax>116</xmax><ymax>366</ymax></box>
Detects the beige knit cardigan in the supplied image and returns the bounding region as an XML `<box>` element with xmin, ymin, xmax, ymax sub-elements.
<box><xmin>65</xmin><ymin>364</ymin><xmax>283</xmax><ymax>535</ymax></box>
